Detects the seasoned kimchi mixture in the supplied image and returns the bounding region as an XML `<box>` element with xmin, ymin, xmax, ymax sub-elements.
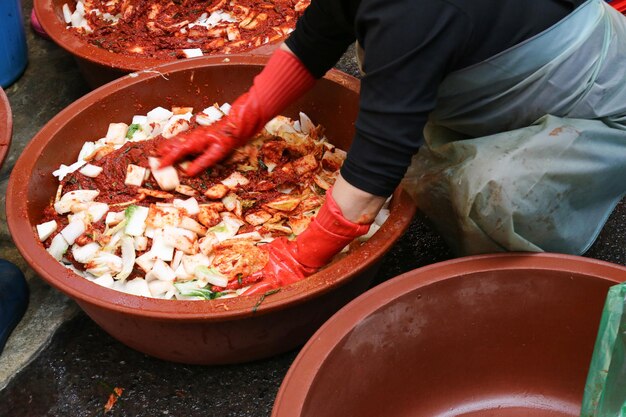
<box><xmin>37</xmin><ymin>104</ymin><xmax>387</xmax><ymax>300</ymax></box>
<box><xmin>62</xmin><ymin>0</ymin><xmax>310</xmax><ymax>59</ymax></box>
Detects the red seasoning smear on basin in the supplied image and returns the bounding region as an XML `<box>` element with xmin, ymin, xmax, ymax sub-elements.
<box><xmin>62</xmin><ymin>0</ymin><xmax>310</xmax><ymax>59</ymax></box>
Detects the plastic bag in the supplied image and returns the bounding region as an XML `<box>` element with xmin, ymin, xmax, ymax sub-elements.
<box><xmin>581</xmin><ymin>282</ymin><xmax>626</xmax><ymax>417</ymax></box>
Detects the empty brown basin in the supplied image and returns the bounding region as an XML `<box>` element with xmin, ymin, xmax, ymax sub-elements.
<box><xmin>34</xmin><ymin>0</ymin><xmax>287</xmax><ymax>87</ymax></box>
<box><xmin>273</xmin><ymin>253</ymin><xmax>626</xmax><ymax>417</ymax></box>
<box><xmin>0</xmin><ymin>88</ymin><xmax>11</xmax><ymax>168</ymax></box>
<box><xmin>6</xmin><ymin>56</ymin><xmax>416</xmax><ymax>365</ymax></box>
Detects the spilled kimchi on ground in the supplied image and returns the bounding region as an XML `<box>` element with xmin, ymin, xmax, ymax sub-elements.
<box><xmin>36</xmin><ymin>104</ymin><xmax>388</xmax><ymax>300</ymax></box>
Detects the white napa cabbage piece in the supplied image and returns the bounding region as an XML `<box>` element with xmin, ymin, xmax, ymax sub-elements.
<box><xmin>181</xmin><ymin>253</ymin><xmax>212</xmax><ymax>276</ymax></box>
<box><xmin>72</xmin><ymin>242</ymin><xmax>100</xmax><ymax>263</ymax></box>
<box><xmin>54</xmin><ymin>190</ymin><xmax>100</xmax><ymax>214</ymax></box>
<box><xmin>146</xmin><ymin>259</ymin><xmax>176</xmax><ymax>282</ymax></box>
<box><xmin>37</xmin><ymin>220</ymin><xmax>58</xmax><ymax>241</ymax></box>
<box><xmin>52</xmin><ymin>159</ymin><xmax>88</xmax><ymax>181</ymax></box>
<box><xmin>174</xmin><ymin>197</ymin><xmax>200</xmax><ymax>216</ymax></box>
<box><xmin>124</xmin><ymin>205</ymin><xmax>149</xmax><ymax>236</ymax></box>
<box><xmin>134</xmin><ymin>235</ymin><xmax>148</xmax><ymax>252</ymax></box>
<box><xmin>221</xmin><ymin>171</ymin><xmax>249</xmax><ymax>188</ymax></box>
<box><xmin>87</xmin><ymin>202</ymin><xmax>109</xmax><ymax>223</ymax></box>
<box><xmin>135</xmin><ymin>251</ymin><xmax>157</xmax><ymax>273</ymax></box>
<box><xmin>93</xmin><ymin>273</ymin><xmax>115</xmax><ymax>288</ymax></box>
<box><xmin>48</xmin><ymin>233</ymin><xmax>69</xmax><ymax>260</ymax></box>
<box><xmin>60</xmin><ymin>220</ymin><xmax>85</xmax><ymax>245</ymax></box>
<box><xmin>151</xmin><ymin>229</ymin><xmax>175</xmax><ymax>262</ymax></box>
<box><xmin>209</xmin><ymin>217</ymin><xmax>243</xmax><ymax>242</ymax></box>
<box><xmin>105</xmin><ymin>211</ymin><xmax>125</xmax><ymax>226</ymax></box>
<box><xmin>86</xmin><ymin>252</ymin><xmax>123</xmax><ymax>277</ymax></box>
<box><xmin>194</xmin><ymin>265</ymin><xmax>228</xmax><ymax>288</ymax></box>
<box><xmin>116</xmin><ymin>236</ymin><xmax>136</xmax><ymax>281</ymax></box>
<box><xmin>163</xmin><ymin>226</ymin><xmax>197</xmax><ymax>254</ymax></box>
<box><xmin>148</xmin><ymin>279</ymin><xmax>175</xmax><ymax>298</ymax></box>
<box><xmin>123</xmin><ymin>278</ymin><xmax>152</xmax><ymax>297</ymax></box>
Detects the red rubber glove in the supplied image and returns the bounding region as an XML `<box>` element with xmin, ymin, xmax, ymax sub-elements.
<box><xmin>158</xmin><ymin>49</ymin><xmax>316</xmax><ymax>176</ymax></box>
<box><xmin>243</xmin><ymin>190</ymin><xmax>372</xmax><ymax>296</ymax></box>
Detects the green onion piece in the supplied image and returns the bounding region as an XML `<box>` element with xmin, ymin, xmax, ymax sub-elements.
<box><xmin>125</xmin><ymin>124</ymin><xmax>141</xmax><ymax>139</ymax></box>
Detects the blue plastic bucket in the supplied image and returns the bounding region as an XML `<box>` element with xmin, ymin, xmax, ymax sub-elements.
<box><xmin>0</xmin><ymin>0</ymin><xmax>28</xmax><ymax>88</ymax></box>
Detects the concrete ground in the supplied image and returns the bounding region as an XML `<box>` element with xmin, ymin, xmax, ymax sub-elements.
<box><xmin>2</xmin><ymin>1</ymin><xmax>626</xmax><ymax>416</ymax></box>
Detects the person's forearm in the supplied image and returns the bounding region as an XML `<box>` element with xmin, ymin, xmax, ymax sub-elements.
<box><xmin>331</xmin><ymin>174</ymin><xmax>387</xmax><ymax>225</ymax></box>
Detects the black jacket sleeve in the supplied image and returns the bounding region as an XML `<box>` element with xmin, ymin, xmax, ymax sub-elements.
<box><xmin>340</xmin><ymin>1</ymin><xmax>472</xmax><ymax>196</ymax></box>
<box><xmin>285</xmin><ymin>0</ymin><xmax>357</xmax><ymax>78</ymax></box>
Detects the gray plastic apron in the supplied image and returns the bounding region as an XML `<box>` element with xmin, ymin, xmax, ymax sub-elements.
<box><xmin>401</xmin><ymin>0</ymin><xmax>626</xmax><ymax>256</ymax></box>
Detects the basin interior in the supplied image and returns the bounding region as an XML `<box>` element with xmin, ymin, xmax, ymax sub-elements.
<box><xmin>299</xmin><ymin>269</ymin><xmax>610</xmax><ymax>417</ymax></box>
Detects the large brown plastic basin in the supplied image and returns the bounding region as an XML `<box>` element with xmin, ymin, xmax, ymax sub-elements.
<box><xmin>34</xmin><ymin>0</ymin><xmax>285</xmax><ymax>87</ymax></box>
<box><xmin>0</xmin><ymin>88</ymin><xmax>11</xmax><ymax>168</ymax></box>
<box><xmin>273</xmin><ymin>253</ymin><xmax>626</xmax><ymax>417</ymax></box>
<box><xmin>6</xmin><ymin>56</ymin><xmax>416</xmax><ymax>365</ymax></box>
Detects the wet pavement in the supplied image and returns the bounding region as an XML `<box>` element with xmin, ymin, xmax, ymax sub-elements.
<box><xmin>2</xmin><ymin>1</ymin><xmax>626</xmax><ymax>416</ymax></box>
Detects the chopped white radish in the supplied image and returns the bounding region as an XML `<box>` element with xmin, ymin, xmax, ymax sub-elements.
<box><xmin>37</xmin><ymin>220</ymin><xmax>58</xmax><ymax>241</ymax></box>
<box><xmin>116</xmin><ymin>236</ymin><xmax>136</xmax><ymax>281</ymax></box>
<box><xmin>151</xmin><ymin>229</ymin><xmax>175</xmax><ymax>261</ymax></box>
<box><xmin>148</xmin><ymin>157</ymin><xmax>179</xmax><ymax>191</ymax></box>
<box><xmin>125</xmin><ymin>164</ymin><xmax>147</xmax><ymax>186</ymax></box>
<box><xmin>134</xmin><ymin>235</ymin><xmax>148</xmax><ymax>251</ymax></box>
<box><xmin>147</xmin><ymin>107</ymin><xmax>173</xmax><ymax>123</ymax></box>
<box><xmin>221</xmin><ymin>171</ymin><xmax>249</xmax><ymax>188</ymax></box>
<box><xmin>124</xmin><ymin>205</ymin><xmax>149</xmax><ymax>236</ymax></box>
<box><xmin>105</xmin><ymin>123</ymin><xmax>128</xmax><ymax>144</ymax></box>
<box><xmin>79</xmin><ymin>164</ymin><xmax>103</xmax><ymax>178</ymax></box>
<box><xmin>86</xmin><ymin>252</ymin><xmax>123</xmax><ymax>277</ymax></box>
<box><xmin>163</xmin><ymin>226</ymin><xmax>197</xmax><ymax>254</ymax></box>
<box><xmin>93</xmin><ymin>273</ymin><xmax>115</xmax><ymax>288</ymax></box>
<box><xmin>194</xmin><ymin>265</ymin><xmax>228</xmax><ymax>288</ymax></box>
<box><xmin>106</xmin><ymin>211</ymin><xmax>125</xmax><ymax>226</ymax></box>
<box><xmin>47</xmin><ymin>234</ymin><xmax>69</xmax><ymax>260</ymax></box>
<box><xmin>147</xmin><ymin>259</ymin><xmax>176</xmax><ymax>282</ymax></box>
<box><xmin>60</xmin><ymin>220</ymin><xmax>85</xmax><ymax>245</ymax></box>
<box><xmin>135</xmin><ymin>251</ymin><xmax>157</xmax><ymax>273</ymax></box>
<box><xmin>72</xmin><ymin>242</ymin><xmax>100</xmax><ymax>263</ymax></box>
<box><xmin>182</xmin><ymin>48</ymin><xmax>203</xmax><ymax>58</ymax></box>
<box><xmin>54</xmin><ymin>190</ymin><xmax>99</xmax><ymax>214</ymax></box>
<box><xmin>124</xmin><ymin>278</ymin><xmax>151</xmax><ymax>297</ymax></box>
<box><xmin>174</xmin><ymin>197</ymin><xmax>200</xmax><ymax>216</ymax></box>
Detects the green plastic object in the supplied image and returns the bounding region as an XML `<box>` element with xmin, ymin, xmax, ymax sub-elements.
<box><xmin>581</xmin><ymin>282</ymin><xmax>626</xmax><ymax>417</ymax></box>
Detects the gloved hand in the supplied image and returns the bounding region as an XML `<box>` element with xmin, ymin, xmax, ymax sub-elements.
<box><xmin>158</xmin><ymin>48</ymin><xmax>316</xmax><ymax>176</ymax></box>
<box><xmin>243</xmin><ymin>190</ymin><xmax>372</xmax><ymax>296</ymax></box>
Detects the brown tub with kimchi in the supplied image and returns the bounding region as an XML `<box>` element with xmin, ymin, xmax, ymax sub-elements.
<box><xmin>7</xmin><ymin>56</ymin><xmax>416</xmax><ymax>365</ymax></box>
